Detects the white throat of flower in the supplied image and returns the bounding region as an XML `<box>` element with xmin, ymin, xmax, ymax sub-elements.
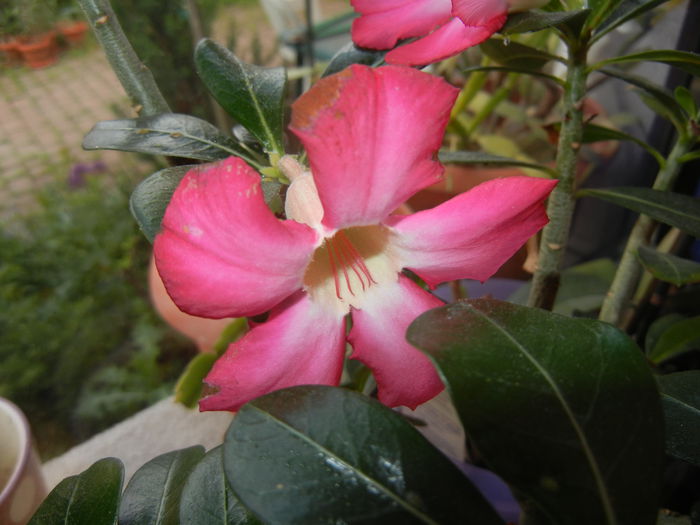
<box><xmin>279</xmin><ymin>156</ymin><xmax>401</xmax><ymax>315</ymax></box>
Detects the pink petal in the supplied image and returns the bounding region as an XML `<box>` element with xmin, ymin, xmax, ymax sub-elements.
<box><xmin>290</xmin><ymin>65</ymin><xmax>458</xmax><ymax>230</ymax></box>
<box><xmin>351</xmin><ymin>0</ymin><xmax>452</xmax><ymax>49</ymax></box>
<box><xmin>200</xmin><ymin>291</ymin><xmax>347</xmax><ymax>412</ymax></box>
<box><xmin>386</xmin><ymin>15</ymin><xmax>503</xmax><ymax>66</ymax></box>
<box><xmin>154</xmin><ymin>157</ymin><xmax>319</xmax><ymax>319</ymax></box>
<box><xmin>386</xmin><ymin>176</ymin><xmax>557</xmax><ymax>287</ymax></box>
<box><xmin>349</xmin><ymin>275</ymin><xmax>445</xmax><ymax>409</ymax></box>
<box><xmin>452</xmin><ymin>0</ymin><xmax>508</xmax><ymax>27</ymax></box>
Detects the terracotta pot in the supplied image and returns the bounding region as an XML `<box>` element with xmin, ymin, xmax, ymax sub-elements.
<box><xmin>148</xmin><ymin>255</ymin><xmax>235</xmax><ymax>353</ymax></box>
<box><xmin>0</xmin><ymin>38</ymin><xmax>22</xmax><ymax>65</ymax></box>
<box><xmin>16</xmin><ymin>32</ymin><xmax>58</xmax><ymax>69</ymax></box>
<box><xmin>58</xmin><ymin>21</ymin><xmax>88</xmax><ymax>47</ymax></box>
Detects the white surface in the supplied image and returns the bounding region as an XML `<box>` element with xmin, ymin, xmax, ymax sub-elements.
<box><xmin>42</xmin><ymin>397</ymin><xmax>233</xmax><ymax>490</ymax></box>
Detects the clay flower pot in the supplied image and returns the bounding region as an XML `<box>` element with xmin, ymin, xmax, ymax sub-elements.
<box><xmin>16</xmin><ymin>32</ymin><xmax>58</xmax><ymax>69</ymax></box>
<box><xmin>58</xmin><ymin>20</ymin><xmax>88</xmax><ymax>47</ymax></box>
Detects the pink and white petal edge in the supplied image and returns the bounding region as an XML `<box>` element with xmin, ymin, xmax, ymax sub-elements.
<box><xmin>351</xmin><ymin>0</ymin><xmax>452</xmax><ymax>49</ymax></box>
<box><xmin>200</xmin><ymin>291</ymin><xmax>347</xmax><ymax>412</ymax></box>
<box><xmin>386</xmin><ymin>176</ymin><xmax>557</xmax><ymax>287</ymax></box>
<box><xmin>154</xmin><ymin>157</ymin><xmax>319</xmax><ymax>319</ymax></box>
<box><xmin>290</xmin><ymin>65</ymin><xmax>458</xmax><ymax>230</ymax></box>
<box><xmin>348</xmin><ymin>275</ymin><xmax>445</xmax><ymax>410</ymax></box>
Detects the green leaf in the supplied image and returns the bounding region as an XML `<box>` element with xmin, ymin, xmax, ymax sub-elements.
<box><xmin>593</xmin><ymin>50</ymin><xmax>700</xmax><ymax>78</ymax></box>
<box><xmin>438</xmin><ymin>150</ymin><xmax>556</xmax><ymax>176</ymax></box>
<box><xmin>480</xmin><ymin>38</ymin><xmax>562</xmax><ymax>70</ymax></box>
<box><xmin>195</xmin><ymin>39</ymin><xmax>286</xmax><ymax>154</ymax></box>
<box><xmin>29</xmin><ymin>458</ymin><xmax>123</xmax><ymax>525</ymax></box>
<box><xmin>577</xmin><ymin>187</ymin><xmax>700</xmax><ymax>238</ymax></box>
<box><xmin>592</xmin><ymin>0</ymin><xmax>671</xmax><ymax>43</ymax></box>
<box><xmin>509</xmin><ymin>258</ymin><xmax>617</xmax><ymax>316</ymax></box>
<box><xmin>119</xmin><ymin>446</ymin><xmax>206</xmax><ymax>525</ymax></box>
<box><xmin>657</xmin><ymin>371</ymin><xmax>700</xmax><ymax>466</ymax></box>
<box><xmin>129</xmin><ymin>165</ymin><xmax>194</xmax><ymax>243</ymax></box>
<box><xmin>501</xmin><ymin>9</ymin><xmax>591</xmax><ymax>35</ymax></box>
<box><xmin>581</xmin><ymin>122</ymin><xmax>664</xmax><ymax>166</ymax></box>
<box><xmin>648</xmin><ymin>316</ymin><xmax>700</xmax><ymax>364</ymax></box>
<box><xmin>637</xmin><ymin>245</ymin><xmax>700</xmax><ymax>286</ymax></box>
<box><xmin>408</xmin><ymin>299</ymin><xmax>665</xmax><ymax>525</ymax></box>
<box><xmin>322</xmin><ymin>42</ymin><xmax>387</xmax><ymax>77</ymax></box>
<box><xmin>678</xmin><ymin>150</ymin><xmax>700</xmax><ymax>164</ymax></box>
<box><xmin>180</xmin><ymin>446</ymin><xmax>261</xmax><ymax>525</ymax></box>
<box><xmin>674</xmin><ymin>86</ymin><xmax>698</xmax><ymax>117</ymax></box>
<box><xmin>224</xmin><ymin>385</ymin><xmax>505</xmax><ymax>525</ymax></box>
<box><xmin>461</xmin><ymin>65</ymin><xmax>565</xmax><ymax>85</ymax></box>
<box><xmin>83</xmin><ymin>114</ymin><xmax>248</xmax><ymax>162</ymax></box>
<box><xmin>598</xmin><ymin>68</ymin><xmax>687</xmax><ymax>131</ymax></box>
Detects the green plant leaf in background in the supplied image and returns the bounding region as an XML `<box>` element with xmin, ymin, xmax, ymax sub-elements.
<box><xmin>581</xmin><ymin>122</ymin><xmax>664</xmax><ymax>166</ymax></box>
<box><xmin>637</xmin><ymin>245</ymin><xmax>700</xmax><ymax>287</ymax></box>
<box><xmin>674</xmin><ymin>86</ymin><xmax>698</xmax><ymax>118</ymax></box>
<box><xmin>180</xmin><ymin>446</ymin><xmax>261</xmax><ymax>525</ymax></box>
<box><xmin>509</xmin><ymin>258</ymin><xmax>617</xmax><ymax>316</ymax></box>
<box><xmin>322</xmin><ymin>42</ymin><xmax>387</xmax><ymax>78</ymax></box>
<box><xmin>29</xmin><ymin>458</ymin><xmax>124</xmax><ymax>525</ymax></box>
<box><xmin>224</xmin><ymin>385</ymin><xmax>505</xmax><ymax>525</ymax></box>
<box><xmin>119</xmin><ymin>446</ymin><xmax>205</xmax><ymax>525</ymax></box>
<box><xmin>129</xmin><ymin>165</ymin><xmax>194</xmax><ymax>243</ymax></box>
<box><xmin>647</xmin><ymin>316</ymin><xmax>700</xmax><ymax>364</ymax></box>
<box><xmin>592</xmin><ymin>50</ymin><xmax>700</xmax><ymax>78</ymax></box>
<box><xmin>408</xmin><ymin>299</ymin><xmax>665</xmax><ymax>525</ymax></box>
<box><xmin>592</xmin><ymin>0</ymin><xmax>669</xmax><ymax>42</ymax></box>
<box><xmin>83</xmin><ymin>114</ymin><xmax>250</xmax><ymax>162</ymax></box>
<box><xmin>195</xmin><ymin>39</ymin><xmax>286</xmax><ymax>155</ymax></box>
<box><xmin>480</xmin><ymin>38</ymin><xmax>562</xmax><ymax>70</ymax></box>
<box><xmin>657</xmin><ymin>371</ymin><xmax>700</xmax><ymax>466</ymax></box>
<box><xmin>578</xmin><ymin>187</ymin><xmax>700</xmax><ymax>238</ymax></box>
<box><xmin>501</xmin><ymin>9</ymin><xmax>591</xmax><ymax>35</ymax></box>
<box><xmin>438</xmin><ymin>150</ymin><xmax>556</xmax><ymax>176</ymax></box>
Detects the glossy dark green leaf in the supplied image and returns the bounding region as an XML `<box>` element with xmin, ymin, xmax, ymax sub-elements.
<box><xmin>408</xmin><ymin>298</ymin><xmax>665</xmax><ymax>525</ymax></box>
<box><xmin>29</xmin><ymin>458</ymin><xmax>123</xmax><ymax>525</ymax></box>
<box><xmin>438</xmin><ymin>150</ymin><xmax>556</xmax><ymax>176</ymax></box>
<box><xmin>593</xmin><ymin>50</ymin><xmax>700</xmax><ymax>77</ymax></box>
<box><xmin>592</xmin><ymin>0</ymin><xmax>671</xmax><ymax>42</ymax></box>
<box><xmin>180</xmin><ymin>447</ymin><xmax>261</xmax><ymax>525</ymax></box>
<box><xmin>501</xmin><ymin>9</ymin><xmax>590</xmax><ymax>35</ymax></box>
<box><xmin>637</xmin><ymin>245</ymin><xmax>700</xmax><ymax>286</ymax></box>
<box><xmin>598</xmin><ymin>68</ymin><xmax>686</xmax><ymax>131</ymax></box>
<box><xmin>195</xmin><ymin>39</ymin><xmax>286</xmax><ymax>154</ymax></box>
<box><xmin>83</xmin><ymin>114</ymin><xmax>248</xmax><ymax>161</ymax></box>
<box><xmin>578</xmin><ymin>187</ymin><xmax>700</xmax><ymax>238</ymax></box>
<box><xmin>509</xmin><ymin>258</ymin><xmax>617</xmax><ymax>316</ymax></box>
<box><xmin>119</xmin><ymin>446</ymin><xmax>206</xmax><ymax>525</ymax></box>
<box><xmin>224</xmin><ymin>385</ymin><xmax>504</xmax><ymax>525</ymax></box>
<box><xmin>322</xmin><ymin>42</ymin><xmax>387</xmax><ymax>77</ymax></box>
<box><xmin>130</xmin><ymin>165</ymin><xmax>194</xmax><ymax>243</ymax></box>
<box><xmin>480</xmin><ymin>38</ymin><xmax>561</xmax><ymax>70</ymax></box>
<box><xmin>648</xmin><ymin>316</ymin><xmax>700</xmax><ymax>364</ymax></box>
<box><xmin>581</xmin><ymin>123</ymin><xmax>664</xmax><ymax>165</ymax></box>
<box><xmin>657</xmin><ymin>371</ymin><xmax>700</xmax><ymax>466</ymax></box>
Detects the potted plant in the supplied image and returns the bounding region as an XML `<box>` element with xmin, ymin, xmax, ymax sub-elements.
<box><xmin>56</xmin><ymin>1</ymin><xmax>88</xmax><ymax>47</ymax></box>
<box><xmin>0</xmin><ymin>3</ymin><xmax>22</xmax><ymax>66</ymax></box>
<box><xmin>15</xmin><ymin>0</ymin><xmax>59</xmax><ymax>69</ymax></box>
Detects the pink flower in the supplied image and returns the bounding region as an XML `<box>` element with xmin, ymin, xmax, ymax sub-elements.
<box><xmin>351</xmin><ymin>0</ymin><xmax>509</xmax><ymax>66</ymax></box>
<box><xmin>153</xmin><ymin>65</ymin><xmax>556</xmax><ymax>412</ymax></box>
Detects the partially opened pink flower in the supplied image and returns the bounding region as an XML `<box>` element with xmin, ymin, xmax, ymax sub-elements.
<box><xmin>154</xmin><ymin>64</ymin><xmax>556</xmax><ymax>412</ymax></box>
<box><xmin>351</xmin><ymin>0</ymin><xmax>544</xmax><ymax>66</ymax></box>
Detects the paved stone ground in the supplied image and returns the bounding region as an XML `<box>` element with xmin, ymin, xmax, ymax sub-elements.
<box><xmin>0</xmin><ymin>45</ymin><xmax>144</xmax><ymax>221</ymax></box>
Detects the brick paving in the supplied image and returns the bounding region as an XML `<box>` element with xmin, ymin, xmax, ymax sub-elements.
<box><xmin>0</xmin><ymin>46</ymin><xmax>145</xmax><ymax>219</ymax></box>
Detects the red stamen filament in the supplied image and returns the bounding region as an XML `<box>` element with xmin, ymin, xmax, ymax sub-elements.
<box><xmin>325</xmin><ymin>230</ymin><xmax>377</xmax><ymax>302</ymax></box>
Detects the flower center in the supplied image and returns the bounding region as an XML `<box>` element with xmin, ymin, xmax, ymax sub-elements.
<box><xmin>303</xmin><ymin>225</ymin><xmax>398</xmax><ymax>314</ymax></box>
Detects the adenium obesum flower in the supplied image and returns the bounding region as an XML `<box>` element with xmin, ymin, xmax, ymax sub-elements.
<box><xmin>153</xmin><ymin>64</ymin><xmax>556</xmax><ymax>412</ymax></box>
<box><xmin>351</xmin><ymin>0</ymin><xmax>547</xmax><ymax>66</ymax></box>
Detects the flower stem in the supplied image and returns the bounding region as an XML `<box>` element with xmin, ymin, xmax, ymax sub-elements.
<box><xmin>527</xmin><ymin>45</ymin><xmax>588</xmax><ymax>310</ymax></box>
<box><xmin>76</xmin><ymin>0</ymin><xmax>171</xmax><ymax>116</ymax></box>
<box><xmin>598</xmin><ymin>136</ymin><xmax>693</xmax><ymax>326</ymax></box>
